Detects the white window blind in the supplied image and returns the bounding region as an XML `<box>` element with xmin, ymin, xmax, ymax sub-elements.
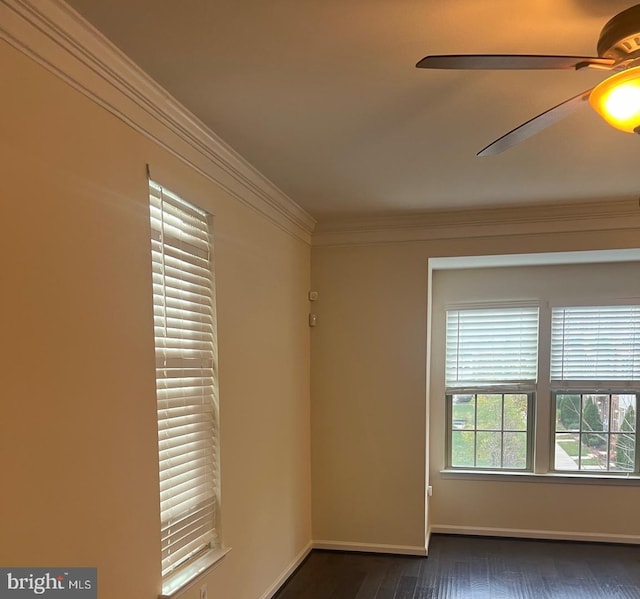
<box><xmin>446</xmin><ymin>306</ymin><xmax>539</xmax><ymax>388</ymax></box>
<box><xmin>149</xmin><ymin>180</ymin><xmax>220</xmax><ymax>580</ymax></box>
<box><xmin>551</xmin><ymin>305</ymin><xmax>640</xmax><ymax>382</ymax></box>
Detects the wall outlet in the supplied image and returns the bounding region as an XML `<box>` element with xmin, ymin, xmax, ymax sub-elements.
<box><xmin>200</xmin><ymin>584</ymin><xmax>208</xmax><ymax>599</ymax></box>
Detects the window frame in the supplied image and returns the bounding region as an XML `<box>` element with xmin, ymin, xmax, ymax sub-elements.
<box><xmin>149</xmin><ymin>179</ymin><xmax>227</xmax><ymax>598</ymax></box>
<box><xmin>548</xmin><ymin>301</ymin><xmax>640</xmax><ymax>475</ymax></box>
<box><xmin>550</xmin><ymin>390</ymin><xmax>640</xmax><ymax>474</ymax></box>
<box><xmin>443</xmin><ymin>302</ymin><xmax>540</xmax><ymax>473</ymax></box>
<box><xmin>442</xmin><ymin>300</ymin><xmax>640</xmax><ymax>479</ymax></box>
<box><xmin>445</xmin><ymin>391</ymin><xmax>535</xmax><ymax>471</ymax></box>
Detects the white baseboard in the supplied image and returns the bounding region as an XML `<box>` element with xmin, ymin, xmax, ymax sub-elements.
<box><xmin>312</xmin><ymin>540</ymin><xmax>427</xmax><ymax>556</ymax></box>
<box><xmin>262</xmin><ymin>528</ymin><xmax>639</xmax><ymax>598</ymax></box>
<box><xmin>259</xmin><ymin>542</ymin><xmax>313</xmax><ymax>599</ymax></box>
<box><xmin>430</xmin><ymin>525</ymin><xmax>640</xmax><ymax>545</ymax></box>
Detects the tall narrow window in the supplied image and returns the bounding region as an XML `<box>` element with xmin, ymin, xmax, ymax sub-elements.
<box><xmin>445</xmin><ymin>305</ymin><xmax>539</xmax><ymax>470</ymax></box>
<box><xmin>149</xmin><ymin>180</ymin><xmax>220</xmax><ymax>594</ymax></box>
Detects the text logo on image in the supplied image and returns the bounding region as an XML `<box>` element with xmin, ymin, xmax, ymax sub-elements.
<box><xmin>0</xmin><ymin>568</ymin><xmax>96</xmax><ymax>598</ymax></box>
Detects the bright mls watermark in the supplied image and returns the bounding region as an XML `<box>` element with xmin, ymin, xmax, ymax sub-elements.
<box><xmin>0</xmin><ymin>568</ymin><xmax>96</xmax><ymax>598</ymax></box>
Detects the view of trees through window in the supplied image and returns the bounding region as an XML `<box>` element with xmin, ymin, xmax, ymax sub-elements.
<box><xmin>450</xmin><ymin>393</ymin><xmax>529</xmax><ymax>469</ymax></box>
<box><xmin>554</xmin><ymin>394</ymin><xmax>637</xmax><ymax>472</ymax></box>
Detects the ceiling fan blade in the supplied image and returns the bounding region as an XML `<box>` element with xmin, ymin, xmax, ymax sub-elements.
<box><xmin>477</xmin><ymin>89</ymin><xmax>593</xmax><ymax>157</ymax></box>
<box><xmin>416</xmin><ymin>55</ymin><xmax>615</xmax><ymax>70</ymax></box>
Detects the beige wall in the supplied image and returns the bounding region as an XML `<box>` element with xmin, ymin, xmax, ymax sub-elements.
<box><xmin>0</xmin><ymin>39</ymin><xmax>311</xmax><ymax>599</ymax></box>
<box><xmin>310</xmin><ymin>245</ymin><xmax>430</xmax><ymax>550</ymax></box>
<box><xmin>311</xmin><ymin>232</ymin><xmax>640</xmax><ymax>550</ymax></box>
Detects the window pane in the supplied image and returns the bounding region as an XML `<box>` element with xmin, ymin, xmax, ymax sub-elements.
<box><xmin>555</xmin><ymin>432</ymin><xmax>579</xmax><ymax>470</ymax></box>
<box><xmin>555</xmin><ymin>393</ymin><xmax>638</xmax><ymax>473</ymax></box>
<box><xmin>556</xmin><ymin>394</ymin><xmax>581</xmax><ymax>432</ymax></box>
<box><xmin>612</xmin><ymin>433</ymin><xmax>636</xmax><ymax>471</ymax></box>
<box><xmin>581</xmin><ymin>430</ymin><xmax>608</xmax><ymax>451</ymax></box>
<box><xmin>476</xmin><ymin>432</ymin><xmax>502</xmax><ymax>468</ymax></box>
<box><xmin>579</xmin><ymin>434</ymin><xmax>608</xmax><ymax>470</ymax></box>
<box><xmin>452</xmin><ymin>394</ymin><xmax>475</xmax><ymax>429</ymax></box>
<box><xmin>451</xmin><ymin>431</ymin><xmax>475</xmax><ymax>467</ymax></box>
<box><xmin>582</xmin><ymin>396</ymin><xmax>606</xmax><ymax>433</ymax></box>
<box><xmin>477</xmin><ymin>395</ymin><xmax>502</xmax><ymax>430</ymax></box>
<box><xmin>448</xmin><ymin>393</ymin><xmax>531</xmax><ymax>471</ymax></box>
<box><xmin>503</xmin><ymin>432</ymin><xmax>527</xmax><ymax>469</ymax></box>
<box><xmin>600</xmin><ymin>396</ymin><xmax>610</xmax><ymax>432</ymax></box>
<box><xmin>611</xmin><ymin>396</ymin><xmax>636</xmax><ymax>433</ymax></box>
<box><xmin>503</xmin><ymin>394</ymin><xmax>528</xmax><ymax>431</ymax></box>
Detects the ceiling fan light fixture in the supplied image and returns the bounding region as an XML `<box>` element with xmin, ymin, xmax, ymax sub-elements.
<box><xmin>589</xmin><ymin>66</ymin><xmax>640</xmax><ymax>133</ymax></box>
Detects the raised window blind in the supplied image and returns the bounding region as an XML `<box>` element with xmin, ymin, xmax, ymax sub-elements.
<box><xmin>149</xmin><ymin>180</ymin><xmax>220</xmax><ymax>583</ymax></box>
<box><xmin>446</xmin><ymin>306</ymin><xmax>539</xmax><ymax>388</ymax></box>
<box><xmin>551</xmin><ymin>305</ymin><xmax>640</xmax><ymax>383</ymax></box>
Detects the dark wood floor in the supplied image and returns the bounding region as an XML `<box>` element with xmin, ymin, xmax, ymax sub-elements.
<box><xmin>274</xmin><ymin>534</ymin><xmax>640</xmax><ymax>598</ymax></box>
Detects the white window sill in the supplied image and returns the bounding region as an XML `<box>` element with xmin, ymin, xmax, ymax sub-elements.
<box><xmin>160</xmin><ymin>546</ymin><xmax>231</xmax><ymax>599</ymax></box>
<box><xmin>440</xmin><ymin>469</ymin><xmax>640</xmax><ymax>486</ymax></box>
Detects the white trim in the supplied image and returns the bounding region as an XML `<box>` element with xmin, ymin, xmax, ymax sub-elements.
<box><xmin>312</xmin><ymin>198</ymin><xmax>640</xmax><ymax>246</ymax></box>
<box><xmin>430</xmin><ymin>249</ymin><xmax>640</xmax><ymax>270</ymax></box>
<box><xmin>430</xmin><ymin>525</ymin><xmax>640</xmax><ymax>545</ymax></box>
<box><xmin>312</xmin><ymin>540</ymin><xmax>427</xmax><ymax>556</ymax></box>
<box><xmin>439</xmin><ymin>469</ymin><xmax>640</xmax><ymax>485</ymax></box>
<box><xmin>0</xmin><ymin>0</ymin><xmax>315</xmax><ymax>243</ymax></box>
<box><xmin>259</xmin><ymin>542</ymin><xmax>313</xmax><ymax>599</ymax></box>
<box><xmin>160</xmin><ymin>546</ymin><xmax>231</xmax><ymax>599</ymax></box>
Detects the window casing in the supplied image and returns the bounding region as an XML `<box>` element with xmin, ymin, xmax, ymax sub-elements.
<box><xmin>149</xmin><ymin>180</ymin><xmax>221</xmax><ymax>595</ymax></box>
<box><xmin>445</xmin><ymin>305</ymin><xmax>539</xmax><ymax>471</ymax></box>
<box><xmin>447</xmin><ymin>392</ymin><xmax>534</xmax><ymax>470</ymax></box>
<box><xmin>444</xmin><ymin>302</ymin><xmax>640</xmax><ymax>476</ymax></box>
<box><xmin>553</xmin><ymin>392</ymin><xmax>638</xmax><ymax>472</ymax></box>
<box><xmin>550</xmin><ymin>305</ymin><xmax>640</xmax><ymax>473</ymax></box>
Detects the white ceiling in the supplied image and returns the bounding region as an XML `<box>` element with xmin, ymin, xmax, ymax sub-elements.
<box><xmin>65</xmin><ymin>0</ymin><xmax>640</xmax><ymax>219</ymax></box>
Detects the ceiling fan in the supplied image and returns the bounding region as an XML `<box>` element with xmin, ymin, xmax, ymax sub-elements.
<box><xmin>416</xmin><ymin>4</ymin><xmax>640</xmax><ymax>156</ymax></box>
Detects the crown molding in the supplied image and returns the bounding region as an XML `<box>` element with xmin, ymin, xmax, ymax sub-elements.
<box><xmin>312</xmin><ymin>197</ymin><xmax>640</xmax><ymax>246</ymax></box>
<box><xmin>0</xmin><ymin>0</ymin><xmax>316</xmax><ymax>243</ymax></box>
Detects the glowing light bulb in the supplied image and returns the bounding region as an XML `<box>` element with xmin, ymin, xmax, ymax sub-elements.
<box><xmin>590</xmin><ymin>67</ymin><xmax>640</xmax><ymax>133</ymax></box>
<box><xmin>602</xmin><ymin>83</ymin><xmax>640</xmax><ymax>120</ymax></box>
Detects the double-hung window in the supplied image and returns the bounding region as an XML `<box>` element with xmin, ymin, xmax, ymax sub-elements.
<box><xmin>149</xmin><ymin>180</ymin><xmax>221</xmax><ymax>596</ymax></box>
<box><xmin>444</xmin><ymin>300</ymin><xmax>640</xmax><ymax>475</ymax></box>
<box><xmin>445</xmin><ymin>305</ymin><xmax>539</xmax><ymax>470</ymax></box>
<box><xmin>551</xmin><ymin>305</ymin><xmax>640</xmax><ymax>473</ymax></box>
